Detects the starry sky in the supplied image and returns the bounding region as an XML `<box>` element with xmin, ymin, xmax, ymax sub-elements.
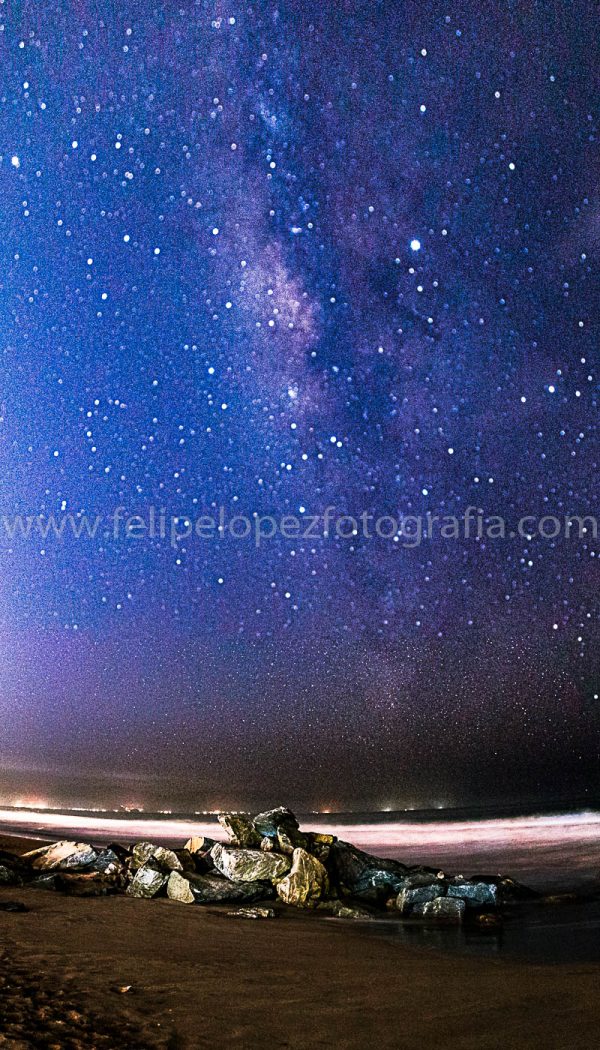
<box><xmin>0</xmin><ymin>1</ymin><xmax>598</xmax><ymax>811</ymax></box>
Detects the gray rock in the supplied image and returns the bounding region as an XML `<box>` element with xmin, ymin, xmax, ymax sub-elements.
<box><xmin>421</xmin><ymin>897</ymin><xmax>465</xmax><ymax>923</ymax></box>
<box><xmin>319</xmin><ymin>901</ymin><xmax>374</xmax><ymax>920</ymax></box>
<box><xmin>22</xmin><ymin>841</ymin><xmax>98</xmax><ymax>872</ymax></box>
<box><xmin>252</xmin><ymin>807</ymin><xmax>299</xmax><ymax>840</ymax></box>
<box><xmin>131</xmin><ymin>842</ymin><xmax>182</xmax><ymax>873</ymax></box>
<box><xmin>330</xmin><ymin>841</ymin><xmax>407</xmax><ymax>902</ymax></box>
<box><xmin>211</xmin><ymin>843</ymin><xmax>290</xmax><ymax>883</ymax></box>
<box><xmin>126</xmin><ymin>865</ymin><xmax>168</xmax><ymax>898</ymax></box>
<box><xmin>169</xmin><ymin>871</ymin><xmax>273</xmax><ymax>904</ymax></box>
<box><xmin>218</xmin><ymin>813</ymin><xmax>262</xmax><ymax>848</ymax></box>
<box><xmin>398</xmin><ymin>871</ymin><xmax>446</xmax><ymax>891</ymax></box>
<box><xmin>276</xmin><ymin>848</ymin><xmax>329</xmax><ymax>908</ymax></box>
<box><xmin>228</xmin><ymin>906</ymin><xmax>276</xmax><ymax>920</ymax></box>
<box><xmin>397</xmin><ymin>882</ymin><xmax>446</xmax><ymax>914</ymax></box>
<box><xmin>447</xmin><ymin>880</ymin><xmax>498</xmax><ymax>907</ymax></box>
<box><xmin>90</xmin><ymin>848</ymin><xmax>123</xmax><ymax>876</ymax></box>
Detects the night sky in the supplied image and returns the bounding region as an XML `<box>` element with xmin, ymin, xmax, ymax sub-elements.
<box><xmin>0</xmin><ymin>1</ymin><xmax>598</xmax><ymax>811</ymax></box>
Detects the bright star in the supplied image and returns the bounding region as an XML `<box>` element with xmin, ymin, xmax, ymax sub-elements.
<box><xmin>410</xmin><ymin>239</ymin><xmax>421</xmax><ymax>251</ymax></box>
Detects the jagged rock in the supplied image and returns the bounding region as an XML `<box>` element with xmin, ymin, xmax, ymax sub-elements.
<box><xmin>211</xmin><ymin>843</ymin><xmax>290</xmax><ymax>883</ymax></box>
<box><xmin>276</xmin><ymin>827</ymin><xmax>309</xmax><ymax>854</ymax></box>
<box><xmin>131</xmin><ymin>842</ymin><xmax>182</xmax><ymax>873</ymax></box>
<box><xmin>126</xmin><ymin>865</ymin><xmax>168</xmax><ymax>898</ymax></box>
<box><xmin>218</xmin><ymin>813</ymin><xmax>262</xmax><ymax>848</ymax></box>
<box><xmin>330</xmin><ymin>841</ymin><xmax>407</xmax><ymax>902</ymax></box>
<box><xmin>56</xmin><ymin>872</ymin><xmax>119</xmax><ymax>897</ymax></box>
<box><xmin>184</xmin><ymin>836</ymin><xmax>216</xmax><ymax>853</ymax></box>
<box><xmin>90</xmin><ymin>848</ymin><xmax>123</xmax><ymax>875</ymax></box>
<box><xmin>398</xmin><ymin>871</ymin><xmax>447</xmax><ymax>891</ymax></box>
<box><xmin>421</xmin><ymin>897</ymin><xmax>465</xmax><ymax>923</ymax></box>
<box><xmin>276</xmin><ymin>848</ymin><xmax>329</xmax><ymax>907</ymax></box>
<box><xmin>260</xmin><ymin>837</ymin><xmax>276</xmax><ymax>852</ymax></box>
<box><xmin>305</xmin><ymin>832</ymin><xmax>336</xmax><ymax>863</ymax></box>
<box><xmin>167</xmin><ymin>870</ymin><xmax>197</xmax><ymax>904</ymax></box>
<box><xmin>447</xmin><ymin>880</ymin><xmax>498</xmax><ymax>907</ymax></box>
<box><xmin>22</xmin><ymin>841</ymin><xmax>98</xmax><ymax>872</ymax></box>
<box><xmin>253</xmin><ymin>807</ymin><xmax>299</xmax><ymax>840</ymax></box>
<box><xmin>168</xmin><ymin>870</ymin><xmax>272</xmax><ymax>904</ymax></box>
<box><xmin>228</xmin><ymin>906</ymin><xmax>276</xmax><ymax>920</ymax></box>
<box><xmin>397</xmin><ymin>881</ymin><xmax>446</xmax><ymax>914</ymax></box>
<box><xmin>0</xmin><ymin>864</ymin><xmax>22</xmax><ymax>886</ymax></box>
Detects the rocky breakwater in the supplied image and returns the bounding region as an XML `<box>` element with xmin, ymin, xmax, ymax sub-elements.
<box><xmin>0</xmin><ymin>807</ymin><xmax>537</xmax><ymax>924</ymax></box>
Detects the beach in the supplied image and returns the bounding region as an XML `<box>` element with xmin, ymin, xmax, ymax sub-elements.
<box><xmin>1</xmin><ymin>826</ymin><xmax>600</xmax><ymax>1049</ymax></box>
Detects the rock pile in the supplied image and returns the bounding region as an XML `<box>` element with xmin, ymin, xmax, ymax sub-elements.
<box><xmin>0</xmin><ymin>806</ymin><xmax>535</xmax><ymax>924</ymax></box>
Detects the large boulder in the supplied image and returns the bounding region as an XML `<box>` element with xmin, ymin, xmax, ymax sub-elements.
<box><xmin>330</xmin><ymin>841</ymin><xmax>407</xmax><ymax>902</ymax></box>
<box><xmin>56</xmin><ymin>872</ymin><xmax>120</xmax><ymax>897</ymax></box>
<box><xmin>90</xmin><ymin>848</ymin><xmax>124</xmax><ymax>876</ymax></box>
<box><xmin>131</xmin><ymin>842</ymin><xmax>182</xmax><ymax>873</ymax></box>
<box><xmin>252</xmin><ymin>807</ymin><xmax>300</xmax><ymax>841</ymax></box>
<box><xmin>22</xmin><ymin>841</ymin><xmax>97</xmax><ymax>872</ymax></box>
<box><xmin>218</xmin><ymin>813</ymin><xmax>262</xmax><ymax>848</ymax></box>
<box><xmin>167</xmin><ymin>870</ymin><xmax>272</xmax><ymax>904</ymax></box>
<box><xmin>211</xmin><ymin>843</ymin><xmax>290</xmax><ymax>884</ymax></box>
<box><xmin>126</xmin><ymin>865</ymin><xmax>168</xmax><ymax>898</ymax></box>
<box><xmin>276</xmin><ymin>848</ymin><xmax>329</xmax><ymax>908</ymax></box>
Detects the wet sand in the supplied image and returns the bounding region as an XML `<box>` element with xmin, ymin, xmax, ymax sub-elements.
<box><xmin>1</xmin><ymin>835</ymin><xmax>599</xmax><ymax>1049</ymax></box>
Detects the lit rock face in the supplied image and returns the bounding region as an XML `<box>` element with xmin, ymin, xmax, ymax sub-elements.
<box><xmin>447</xmin><ymin>880</ymin><xmax>499</xmax><ymax>907</ymax></box>
<box><xmin>131</xmin><ymin>842</ymin><xmax>182</xmax><ymax>873</ymax></box>
<box><xmin>211</xmin><ymin>843</ymin><xmax>290</xmax><ymax>884</ymax></box>
<box><xmin>218</xmin><ymin>813</ymin><xmax>262</xmax><ymax>848</ymax></box>
<box><xmin>22</xmin><ymin>841</ymin><xmax>98</xmax><ymax>872</ymax></box>
<box><xmin>252</xmin><ymin>807</ymin><xmax>300</xmax><ymax>841</ymax></box>
<box><xmin>396</xmin><ymin>881</ymin><xmax>446</xmax><ymax>915</ymax></box>
<box><xmin>276</xmin><ymin>848</ymin><xmax>329</xmax><ymax>908</ymax></box>
<box><xmin>330</xmin><ymin>841</ymin><xmax>407</xmax><ymax>903</ymax></box>
<box><xmin>167</xmin><ymin>869</ymin><xmax>273</xmax><ymax>904</ymax></box>
<box><xmin>421</xmin><ymin>897</ymin><xmax>465</xmax><ymax>923</ymax></box>
<box><xmin>126</xmin><ymin>865</ymin><xmax>168</xmax><ymax>898</ymax></box>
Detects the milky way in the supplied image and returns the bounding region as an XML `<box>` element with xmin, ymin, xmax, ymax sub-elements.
<box><xmin>0</xmin><ymin>2</ymin><xmax>598</xmax><ymax>809</ymax></box>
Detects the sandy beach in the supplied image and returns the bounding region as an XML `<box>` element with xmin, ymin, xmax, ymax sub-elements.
<box><xmin>1</xmin><ymin>833</ymin><xmax>599</xmax><ymax>1050</ymax></box>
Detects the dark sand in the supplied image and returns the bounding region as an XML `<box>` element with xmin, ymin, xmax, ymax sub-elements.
<box><xmin>1</xmin><ymin>835</ymin><xmax>599</xmax><ymax>1049</ymax></box>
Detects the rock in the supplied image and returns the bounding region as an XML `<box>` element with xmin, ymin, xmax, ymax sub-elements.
<box><xmin>131</xmin><ymin>842</ymin><xmax>182</xmax><ymax>873</ymax></box>
<box><xmin>0</xmin><ymin>864</ymin><xmax>22</xmax><ymax>886</ymax></box>
<box><xmin>447</xmin><ymin>880</ymin><xmax>498</xmax><ymax>907</ymax></box>
<box><xmin>90</xmin><ymin>849</ymin><xmax>123</xmax><ymax>876</ymax></box>
<box><xmin>276</xmin><ymin>848</ymin><xmax>329</xmax><ymax>907</ymax></box>
<box><xmin>168</xmin><ymin>871</ymin><xmax>273</xmax><ymax>904</ymax></box>
<box><xmin>330</xmin><ymin>841</ymin><xmax>408</xmax><ymax>902</ymax></box>
<box><xmin>56</xmin><ymin>872</ymin><xmax>119</xmax><ymax>897</ymax></box>
<box><xmin>260</xmin><ymin>837</ymin><xmax>276</xmax><ymax>852</ymax></box>
<box><xmin>476</xmin><ymin>912</ymin><xmax>503</xmax><ymax>928</ymax></box>
<box><xmin>184</xmin><ymin>836</ymin><xmax>215</xmax><ymax>853</ymax></box>
<box><xmin>421</xmin><ymin>897</ymin><xmax>465</xmax><ymax>923</ymax></box>
<box><xmin>398</xmin><ymin>871</ymin><xmax>446</xmax><ymax>892</ymax></box>
<box><xmin>396</xmin><ymin>882</ymin><xmax>446</xmax><ymax>914</ymax></box>
<box><xmin>252</xmin><ymin>807</ymin><xmax>300</xmax><ymax>840</ymax></box>
<box><xmin>29</xmin><ymin>873</ymin><xmax>60</xmax><ymax>891</ymax></box>
<box><xmin>305</xmin><ymin>832</ymin><xmax>336</xmax><ymax>863</ymax></box>
<box><xmin>218</xmin><ymin>813</ymin><xmax>262</xmax><ymax>848</ymax></box>
<box><xmin>228</xmin><ymin>906</ymin><xmax>276</xmax><ymax>920</ymax></box>
<box><xmin>126</xmin><ymin>865</ymin><xmax>168</xmax><ymax>898</ymax></box>
<box><xmin>167</xmin><ymin>870</ymin><xmax>197</xmax><ymax>904</ymax></box>
<box><xmin>22</xmin><ymin>841</ymin><xmax>97</xmax><ymax>872</ymax></box>
<box><xmin>211</xmin><ymin>843</ymin><xmax>290</xmax><ymax>883</ymax></box>
<box><xmin>319</xmin><ymin>900</ymin><xmax>373</xmax><ymax>920</ymax></box>
<box><xmin>276</xmin><ymin>827</ymin><xmax>310</xmax><ymax>854</ymax></box>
